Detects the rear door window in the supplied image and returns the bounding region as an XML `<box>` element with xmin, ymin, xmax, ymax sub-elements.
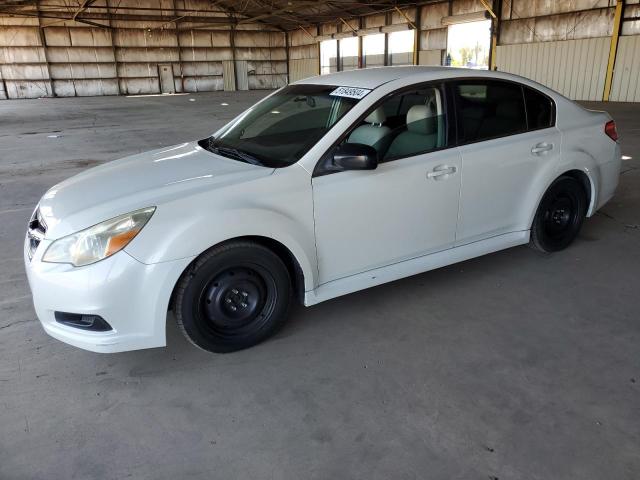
<box><xmin>453</xmin><ymin>80</ymin><xmax>527</xmax><ymax>144</ymax></box>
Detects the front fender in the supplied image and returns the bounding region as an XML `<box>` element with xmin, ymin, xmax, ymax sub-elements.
<box><xmin>125</xmin><ymin>165</ymin><xmax>318</xmax><ymax>291</ymax></box>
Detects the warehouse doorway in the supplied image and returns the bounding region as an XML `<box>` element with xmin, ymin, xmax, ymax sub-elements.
<box><xmin>446</xmin><ymin>19</ymin><xmax>491</xmax><ymax>69</ymax></box>
<box><xmin>158</xmin><ymin>64</ymin><xmax>175</xmax><ymax>93</ymax></box>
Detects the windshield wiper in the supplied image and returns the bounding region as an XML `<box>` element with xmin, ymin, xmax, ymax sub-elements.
<box><xmin>205</xmin><ymin>140</ymin><xmax>264</xmax><ymax>166</ymax></box>
<box><xmin>217</xmin><ymin>147</ymin><xmax>264</xmax><ymax>166</ymax></box>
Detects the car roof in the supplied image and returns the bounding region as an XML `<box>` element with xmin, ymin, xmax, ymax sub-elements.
<box><xmin>295</xmin><ymin>66</ymin><xmax>528</xmax><ymax>90</ymax></box>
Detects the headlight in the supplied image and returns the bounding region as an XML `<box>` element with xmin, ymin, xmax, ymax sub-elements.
<box><xmin>42</xmin><ymin>207</ymin><xmax>155</xmax><ymax>267</ymax></box>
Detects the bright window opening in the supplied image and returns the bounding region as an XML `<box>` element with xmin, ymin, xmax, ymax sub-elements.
<box><xmin>363</xmin><ymin>34</ymin><xmax>385</xmax><ymax>68</ymax></box>
<box><xmin>446</xmin><ymin>20</ymin><xmax>491</xmax><ymax>69</ymax></box>
<box><xmin>339</xmin><ymin>36</ymin><xmax>359</xmax><ymax>71</ymax></box>
<box><xmin>320</xmin><ymin>39</ymin><xmax>338</xmax><ymax>75</ymax></box>
<box><xmin>388</xmin><ymin>30</ymin><xmax>414</xmax><ymax>66</ymax></box>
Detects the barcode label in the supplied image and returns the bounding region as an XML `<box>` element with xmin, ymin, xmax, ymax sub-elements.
<box><xmin>330</xmin><ymin>86</ymin><xmax>371</xmax><ymax>100</ymax></box>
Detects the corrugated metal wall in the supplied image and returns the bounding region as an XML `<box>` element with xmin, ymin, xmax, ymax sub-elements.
<box><xmin>496</xmin><ymin>37</ymin><xmax>610</xmax><ymax>101</ymax></box>
<box><xmin>289</xmin><ymin>59</ymin><xmax>318</xmax><ymax>83</ymax></box>
<box><xmin>3</xmin><ymin>0</ymin><xmax>640</xmax><ymax>101</ymax></box>
<box><xmin>288</xmin><ymin>27</ymin><xmax>319</xmax><ymax>83</ymax></box>
<box><xmin>222</xmin><ymin>60</ymin><xmax>235</xmax><ymax>91</ymax></box>
<box><xmin>610</xmin><ymin>35</ymin><xmax>640</xmax><ymax>102</ymax></box>
<box><xmin>418</xmin><ymin>50</ymin><xmax>442</xmax><ymax>66</ymax></box>
<box><xmin>286</xmin><ymin>0</ymin><xmax>640</xmax><ymax>103</ymax></box>
<box><xmin>0</xmin><ymin>0</ymin><xmax>287</xmax><ymax>99</ymax></box>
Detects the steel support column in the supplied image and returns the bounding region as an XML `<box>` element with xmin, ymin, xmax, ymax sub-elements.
<box><xmin>603</xmin><ymin>0</ymin><xmax>624</xmax><ymax>101</ymax></box>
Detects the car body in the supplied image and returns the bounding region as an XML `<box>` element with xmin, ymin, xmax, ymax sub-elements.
<box><xmin>24</xmin><ymin>66</ymin><xmax>621</xmax><ymax>353</ymax></box>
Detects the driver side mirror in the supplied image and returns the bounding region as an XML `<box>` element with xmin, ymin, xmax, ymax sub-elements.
<box><xmin>332</xmin><ymin>143</ymin><xmax>378</xmax><ymax>171</ymax></box>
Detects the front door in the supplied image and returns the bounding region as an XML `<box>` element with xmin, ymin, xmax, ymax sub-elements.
<box><xmin>312</xmin><ymin>83</ymin><xmax>461</xmax><ymax>284</ymax></box>
<box><xmin>158</xmin><ymin>64</ymin><xmax>175</xmax><ymax>94</ymax></box>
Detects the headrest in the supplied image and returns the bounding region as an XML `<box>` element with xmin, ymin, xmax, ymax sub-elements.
<box><xmin>407</xmin><ymin>105</ymin><xmax>436</xmax><ymax>134</ymax></box>
<box><xmin>365</xmin><ymin>107</ymin><xmax>386</xmax><ymax>125</ymax></box>
<box><xmin>497</xmin><ymin>101</ymin><xmax>522</xmax><ymax>118</ymax></box>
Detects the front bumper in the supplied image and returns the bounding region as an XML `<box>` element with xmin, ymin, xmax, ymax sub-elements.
<box><xmin>24</xmin><ymin>237</ymin><xmax>194</xmax><ymax>353</ymax></box>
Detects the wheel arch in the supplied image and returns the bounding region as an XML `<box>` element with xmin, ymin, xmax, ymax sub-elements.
<box><xmin>528</xmin><ymin>168</ymin><xmax>596</xmax><ymax>230</ymax></box>
<box><xmin>169</xmin><ymin>235</ymin><xmax>308</xmax><ymax>312</ymax></box>
<box><xmin>559</xmin><ymin>169</ymin><xmax>595</xmax><ymax>216</ymax></box>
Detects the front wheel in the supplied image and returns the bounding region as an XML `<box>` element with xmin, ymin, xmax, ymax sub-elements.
<box><xmin>530</xmin><ymin>176</ymin><xmax>587</xmax><ymax>252</ymax></box>
<box><xmin>175</xmin><ymin>241</ymin><xmax>292</xmax><ymax>353</ymax></box>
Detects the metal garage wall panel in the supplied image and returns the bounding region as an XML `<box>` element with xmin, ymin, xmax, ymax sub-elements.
<box><xmin>235</xmin><ymin>60</ymin><xmax>249</xmax><ymax>90</ymax></box>
<box><xmin>181</xmin><ymin>61</ymin><xmax>223</xmax><ymax>76</ymax></box>
<box><xmin>235</xmin><ymin>31</ymin><xmax>285</xmax><ymax>48</ymax></box>
<box><xmin>46</xmin><ymin>46</ymin><xmax>114</xmax><ymax>63</ymax></box>
<box><xmin>289</xmin><ymin>44</ymin><xmax>316</xmax><ymax>60</ymax></box>
<box><xmin>248</xmin><ymin>74</ymin><xmax>286</xmax><ymax>89</ymax></box>
<box><xmin>249</xmin><ymin>60</ymin><xmax>287</xmax><ymax>75</ymax></box>
<box><xmin>116</xmin><ymin>47</ymin><xmax>179</xmax><ymax>63</ymax></box>
<box><xmin>234</xmin><ymin>48</ymin><xmax>286</xmax><ymax>62</ymax></box>
<box><xmin>0</xmin><ymin>64</ymin><xmax>49</xmax><ymax>80</ymax></box>
<box><xmin>222</xmin><ymin>60</ymin><xmax>235</xmax><ymax>91</ymax></box>
<box><xmin>0</xmin><ymin>70</ymin><xmax>6</xmax><ymax>99</ymax></box>
<box><xmin>53</xmin><ymin>78</ymin><xmax>119</xmax><ymax>96</ymax></box>
<box><xmin>184</xmin><ymin>76</ymin><xmax>223</xmax><ymax>92</ymax></box>
<box><xmin>4</xmin><ymin>80</ymin><xmax>52</xmax><ymax>98</ymax></box>
<box><xmin>496</xmin><ymin>37</ymin><xmax>609</xmax><ymax>101</ymax></box>
<box><xmin>180</xmin><ymin>47</ymin><xmax>233</xmax><ymax>62</ymax></box>
<box><xmin>113</xmin><ymin>29</ymin><xmax>178</xmax><ymax>48</ymax></box>
<box><xmin>50</xmin><ymin>63</ymin><xmax>117</xmax><ymax>79</ymax></box>
<box><xmin>418</xmin><ymin>50</ymin><xmax>442</xmax><ymax>65</ymax></box>
<box><xmin>610</xmin><ymin>35</ymin><xmax>640</xmax><ymax>102</ymax></box>
<box><xmin>0</xmin><ymin>47</ymin><xmax>45</xmax><ymax>63</ymax></box>
<box><xmin>420</xmin><ymin>28</ymin><xmax>447</xmax><ymax>51</ymax></box>
<box><xmin>120</xmin><ymin>77</ymin><xmax>159</xmax><ymax>95</ymax></box>
<box><xmin>0</xmin><ymin>27</ymin><xmax>40</xmax><ymax>47</ymax></box>
<box><xmin>289</xmin><ymin>58</ymin><xmax>318</xmax><ymax>82</ymax></box>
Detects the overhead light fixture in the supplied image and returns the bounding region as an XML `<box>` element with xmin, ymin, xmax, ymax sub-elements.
<box><xmin>622</xmin><ymin>155</ymin><xmax>632</xmax><ymax>160</ymax></box>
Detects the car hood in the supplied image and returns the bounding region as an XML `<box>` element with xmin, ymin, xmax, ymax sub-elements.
<box><xmin>38</xmin><ymin>141</ymin><xmax>274</xmax><ymax>239</ymax></box>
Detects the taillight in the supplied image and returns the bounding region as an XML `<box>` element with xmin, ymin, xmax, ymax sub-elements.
<box><xmin>605</xmin><ymin>120</ymin><xmax>618</xmax><ymax>142</ymax></box>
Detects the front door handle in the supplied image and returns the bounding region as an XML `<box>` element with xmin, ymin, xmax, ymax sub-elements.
<box><xmin>531</xmin><ymin>142</ymin><xmax>554</xmax><ymax>155</ymax></box>
<box><xmin>427</xmin><ymin>165</ymin><xmax>457</xmax><ymax>180</ymax></box>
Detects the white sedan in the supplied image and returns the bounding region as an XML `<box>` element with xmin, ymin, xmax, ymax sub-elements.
<box><xmin>25</xmin><ymin>67</ymin><xmax>621</xmax><ymax>353</ymax></box>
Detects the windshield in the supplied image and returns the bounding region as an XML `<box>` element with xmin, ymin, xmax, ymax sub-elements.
<box><xmin>199</xmin><ymin>84</ymin><xmax>363</xmax><ymax>168</ymax></box>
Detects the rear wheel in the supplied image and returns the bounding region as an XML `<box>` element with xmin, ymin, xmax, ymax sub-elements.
<box><xmin>175</xmin><ymin>241</ymin><xmax>292</xmax><ymax>353</ymax></box>
<box><xmin>530</xmin><ymin>176</ymin><xmax>587</xmax><ymax>252</ymax></box>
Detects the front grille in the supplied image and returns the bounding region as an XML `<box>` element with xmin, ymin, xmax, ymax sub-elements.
<box><xmin>27</xmin><ymin>208</ymin><xmax>47</xmax><ymax>261</ymax></box>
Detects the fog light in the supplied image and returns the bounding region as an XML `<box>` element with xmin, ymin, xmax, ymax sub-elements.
<box><xmin>54</xmin><ymin>312</ymin><xmax>112</xmax><ymax>332</ymax></box>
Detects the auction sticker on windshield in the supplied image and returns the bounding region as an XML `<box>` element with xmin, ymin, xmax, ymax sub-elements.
<box><xmin>330</xmin><ymin>86</ymin><xmax>371</xmax><ymax>99</ymax></box>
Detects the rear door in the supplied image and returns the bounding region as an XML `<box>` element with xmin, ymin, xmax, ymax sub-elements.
<box><xmin>452</xmin><ymin>79</ymin><xmax>561</xmax><ymax>245</ymax></box>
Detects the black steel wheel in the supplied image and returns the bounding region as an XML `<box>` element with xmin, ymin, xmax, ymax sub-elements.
<box><xmin>530</xmin><ymin>176</ymin><xmax>587</xmax><ymax>252</ymax></box>
<box><xmin>175</xmin><ymin>241</ymin><xmax>292</xmax><ymax>353</ymax></box>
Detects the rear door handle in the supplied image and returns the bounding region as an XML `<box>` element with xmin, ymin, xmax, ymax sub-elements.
<box><xmin>427</xmin><ymin>165</ymin><xmax>457</xmax><ymax>180</ymax></box>
<box><xmin>531</xmin><ymin>142</ymin><xmax>554</xmax><ymax>155</ymax></box>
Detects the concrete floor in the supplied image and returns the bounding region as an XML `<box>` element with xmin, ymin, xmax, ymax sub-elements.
<box><xmin>1</xmin><ymin>92</ymin><xmax>639</xmax><ymax>480</ymax></box>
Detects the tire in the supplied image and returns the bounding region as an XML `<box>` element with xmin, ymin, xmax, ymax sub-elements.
<box><xmin>175</xmin><ymin>241</ymin><xmax>292</xmax><ymax>353</ymax></box>
<box><xmin>530</xmin><ymin>176</ymin><xmax>587</xmax><ymax>253</ymax></box>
